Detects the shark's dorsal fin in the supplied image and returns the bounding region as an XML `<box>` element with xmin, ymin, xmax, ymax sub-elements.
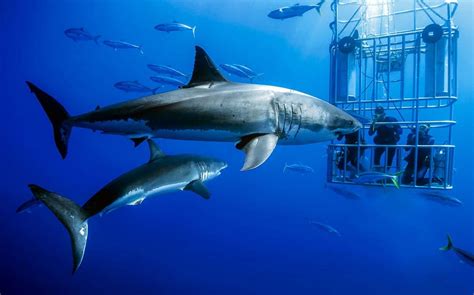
<box><xmin>147</xmin><ymin>139</ymin><xmax>165</xmax><ymax>162</ymax></box>
<box><xmin>183</xmin><ymin>46</ymin><xmax>228</xmax><ymax>88</ymax></box>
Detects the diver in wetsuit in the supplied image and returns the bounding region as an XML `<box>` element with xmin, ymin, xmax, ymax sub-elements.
<box><xmin>368</xmin><ymin>106</ymin><xmax>402</xmax><ymax>170</ymax></box>
<box><xmin>337</xmin><ymin>130</ymin><xmax>367</xmax><ymax>173</ymax></box>
<box><xmin>402</xmin><ymin>124</ymin><xmax>435</xmax><ymax>185</ymax></box>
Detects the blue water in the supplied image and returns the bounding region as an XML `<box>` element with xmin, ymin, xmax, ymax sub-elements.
<box><xmin>1</xmin><ymin>1</ymin><xmax>473</xmax><ymax>294</ymax></box>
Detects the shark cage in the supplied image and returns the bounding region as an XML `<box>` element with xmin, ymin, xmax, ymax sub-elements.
<box><xmin>327</xmin><ymin>0</ymin><xmax>458</xmax><ymax>189</ymax></box>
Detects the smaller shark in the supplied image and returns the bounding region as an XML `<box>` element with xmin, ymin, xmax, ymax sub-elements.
<box><xmin>268</xmin><ymin>1</ymin><xmax>325</xmax><ymax>20</ymax></box>
<box><xmin>26</xmin><ymin>140</ymin><xmax>227</xmax><ymax>273</ymax></box>
<box><xmin>440</xmin><ymin>235</ymin><xmax>474</xmax><ymax>267</ymax></box>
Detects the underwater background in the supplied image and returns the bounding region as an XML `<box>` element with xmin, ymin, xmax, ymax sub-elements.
<box><xmin>1</xmin><ymin>0</ymin><xmax>473</xmax><ymax>294</ymax></box>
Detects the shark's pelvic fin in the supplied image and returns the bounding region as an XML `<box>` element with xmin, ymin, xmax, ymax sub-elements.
<box><xmin>237</xmin><ymin>133</ymin><xmax>278</xmax><ymax>171</ymax></box>
<box><xmin>147</xmin><ymin>139</ymin><xmax>165</xmax><ymax>162</ymax></box>
<box><xmin>28</xmin><ymin>184</ymin><xmax>88</xmax><ymax>274</ymax></box>
<box><xmin>183</xmin><ymin>46</ymin><xmax>228</xmax><ymax>88</ymax></box>
<box><xmin>185</xmin><ymin>180</ymin><xmax>211</xmax><ymax>199</ymax></box>
<box><xmin>131</xmin><ymin>136</ymin><xmax>148</xmax><ymax>147</ymax></box>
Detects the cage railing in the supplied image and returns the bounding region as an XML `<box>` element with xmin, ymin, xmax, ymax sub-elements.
<box><xmin>327</xmin><ymin>143</ymin><xmax>454</xmax><ymax>189</ymax></box>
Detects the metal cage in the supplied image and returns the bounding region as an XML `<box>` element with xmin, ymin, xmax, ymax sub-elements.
<box><xmin>327</xmin><ymin>0</ymin><xmax>458</xmax><ymax>189</ymax></box>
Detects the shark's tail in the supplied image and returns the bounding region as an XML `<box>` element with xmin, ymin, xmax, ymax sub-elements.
<box><xmin>28</xmin><ymin>184</ymin><xmax>89</xmax><ymax>274</ymax></box>
<box><xmin>26</xmin><ymin>82</ymin><xmax>72</xmax><ymax>159</ymax></box>
<box><xmin>439</xmin><ymin>234</ymin><xmax>454</xmax><ymax>251</ymax></box>
<box><xmin>192</xmin><ymin>26</ymin><xmax>196</xmax><ymax>39</ymax></box>
<box><xmin>94</xmin><ymin>35</ymin><xmax>101</xmax><ymax>45</ymax></box>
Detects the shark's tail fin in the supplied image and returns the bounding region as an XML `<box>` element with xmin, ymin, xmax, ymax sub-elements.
<box><xmin>26</xmin><ymin>82</ymin><xmax>72</xmax><ymax>159</ymax></box>
<box><xmin>439</xmin><ymin>234</ymin><xmax>454</xmax><ymax>251</ymax></box>
<box><xmin>28</xmin><ymin>184</ymin><xmax>89</xmax><ymax>274</ymax></box>
<box><xmin>94</xmin><ymin>35</ymin><xmax>101</xmax><ymax>45</ymax></box>
<box><xmin>192</xmin><ymin>26</ymin><xmax>196</xmax><ymax>39</ymax></box>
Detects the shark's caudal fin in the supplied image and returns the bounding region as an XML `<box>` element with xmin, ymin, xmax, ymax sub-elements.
<box><xmin>26</xmin><ymin>82</ymin><xmax>71</xmax><ymax>159</ymax></box>
<box><xmin>16</xmin><ymin>197</ymin><xmax>42</xmax><ymax>214</ymax></box>
<box><xmin>28</xmin><ymin>184</ymin><xmax>89</xmax><ymax>274</ymax></box>
<box><xmin>183</xmin><ymin>46</ymin><xmax>228</xmax><ymax>88</ymax></box>
<box><xmin>439</xmin><ymin>234</ymin><xmax>454</xmax><ymax>251</ymax></box>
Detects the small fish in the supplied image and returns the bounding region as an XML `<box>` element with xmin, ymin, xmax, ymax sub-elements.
<box><xmin>16</xmin><ymin>198</ymin><xmax>43</xmax><ymax>214</ymax></box>
<box><xmin>220</xmin><ymin>64</ymin><xmax>263</xmax><ymax>81</ymax></box>
<box><xmin>147</xmin><ymin>64</ymin><xmax>188</xmax><ymax>78</ymax></box>
<box><xmin>283</xmin><ymin>163</ymin><xmax>314</xmax><ymax>174</ymax></box>
<box><xmin>64</xmin><ymin>27</ymin><xmax>101</xmax><ymax>44</ymax></box>
<box><xmin>154</xmin><ymin>22</ymin><xmax>196</xmax><ymax>38</ymax></box>
<box><xmin>232</xmin><ymin>64</ymin><xmax>264</xmax><ymax>81</ymax></box>
<box><xmin>102</xmin><ymin>40</ymin><xmax>143</xmax><ymax>54</ymax></box>
<box><xmin>268</xmin><ymin>1</ymin><xmax>325</xmax><ymax>20</ymax></box>
<box><xmin>440</xmin><ymin>235</ymin><xmax>474</xmax><ymax>267</ymax></box>
<box><xmin>326</xmin><ymin>185</ymin><xmax>360</xmax><ymax>200</ymax></box>
<box><xmin>419</xmin><ymin>191</ymin><xmax>463</xmax><ymax>207</ymax></box>
<box><xmin>306</xmin><ymin>218</ymin><xmax>341</xmax><ymax>236</ymax></box>
<box><xmin>150</xmin><ymin>75</ymin><xmax>185</xmax><ymax>87</ymax></box>
<box><xmin>353</xmin><ymin>171</ymin><xmax>402</xmax><ymax>189</ymax></box>
<box><xmin>114</xmin><ymin>81</ymin><xmax>161</xmax><ymax>94</ymax></box>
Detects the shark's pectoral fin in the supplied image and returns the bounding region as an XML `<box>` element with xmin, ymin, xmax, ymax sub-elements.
<box><xmin>236</xmin><ymin>133</ymin><xmax>278</xmax><ymax>171</ymax></box>
<box><xmin>185</xmin><ymin>180</ymin><xmax>210</xmax><ymax>199</ymax></box>
<box><xmin>131</xmin><ymin>136</ymin><xmax>148</xmax><ymax>147</ymax></box>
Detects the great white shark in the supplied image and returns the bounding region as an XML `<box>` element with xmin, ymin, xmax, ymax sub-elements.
<box><xmin>27</xmin><ymin>45</ymin><xmax>361</xmax><ymax>171</ymax></box>
<box><xmin>26</xmin><ymin>140</ymin><xmax>227</xmax><ymax>273</ymax></box>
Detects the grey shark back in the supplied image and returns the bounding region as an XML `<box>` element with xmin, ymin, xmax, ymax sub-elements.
<box><xmin>25</xmin><ymin>140</ymin><xmax>226</xmax><ymax>273</ymax></box>
<box><xmin>26</xmin><ymin>45</ymin><xmax>360</xmax><ymax>170</ymax></box>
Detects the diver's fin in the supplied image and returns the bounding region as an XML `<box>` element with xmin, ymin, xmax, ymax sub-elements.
<box><xmin>131</xmin><ymin>136</ymin><xmax>148</xmax><ymax>147</ymax></box>
<box><xmin>439</xmin><ymin>234</ymin><xmax>453</xmax><ymax>251</ymax></box>
<box><xmin>26</xmin><ymin>81</ymin><xmax>72</xmax><ymax>159</ymax></box>
<box><xmin>183</xmin><ymin>46</ymin><xmax>228</xmax><ymax>88</ymax></box>
<box><xmin>185</xmin><ymin>180</ymin><xmax>210</xmax><ymax>199</ymax></box>
<box><xmin>236</xmin><ymin>133</ymin><xmax>278</xmax><ymax>171</ymax></box>
<box><xmin>16</xmin><ymin>198</ymin><xmax>43</xmax><ymax>214</ymax></box>
<box><xmin>28</xmin><ymin>184</ymin><xmax>89</xmax><ymax>274</ymax></box>
<box><xmin>147</xmin><ymin>139</ymin><xmax>165</xmax><ymax>162</ymax></box>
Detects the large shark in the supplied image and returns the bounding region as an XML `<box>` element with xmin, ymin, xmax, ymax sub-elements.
<box><xmin>25</xmin><ymin>140</ymin><xmax>227</xmax><ymax>273</ymax></box>
<box><xmin>26</xmin><ymin>45</ymin><xmax>361</xmax><ymax>171</ymax></box>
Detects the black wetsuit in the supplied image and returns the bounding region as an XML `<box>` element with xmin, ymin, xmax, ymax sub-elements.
<box><xmin>337</xmin><ymin>131</ymin><xmax>366</xmax><ymax>171</ymax></box>
<box><xmin>402</xmin><ymin>131</ymin><xmax>434</xmax><ymax>185</ymax></box>
<box><xmin>369</xmin><ymin>115</ymin><xmax>402</xmax><ymax>168</ymax></box>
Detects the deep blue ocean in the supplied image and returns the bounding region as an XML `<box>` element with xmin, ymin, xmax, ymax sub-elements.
<box><xmin>1</xmin><ymin>1</ymin><xmax>473</xmax><ymax>294</ymax></box>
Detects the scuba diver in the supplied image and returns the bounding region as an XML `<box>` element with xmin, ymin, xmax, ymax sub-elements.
<box><xmin>337</xmin><ymin>130</ymin><xmax>368</xmax><ymax>177</ymax></box>
<box><xmin>402</xmin><ymin>124</ymin><xmax>435</xmax><ymax>185</ymax></box>
<box><xmin>368</xmin><ymin>106</ymin><xmax>402</xmax><ymax>171</ymax></box>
